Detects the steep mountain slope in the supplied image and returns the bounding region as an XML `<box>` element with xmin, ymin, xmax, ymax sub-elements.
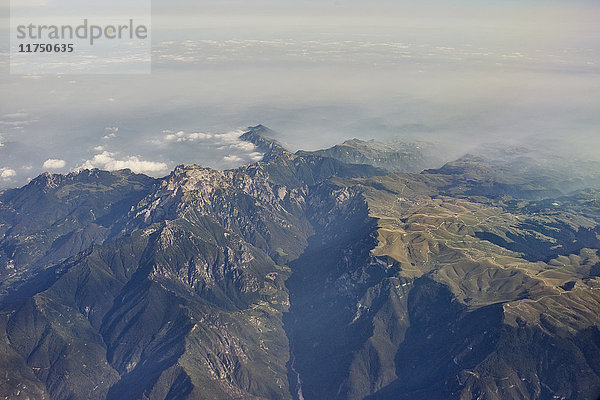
<box><xmin>284</xmin><ymin>167</ymin><xmax>600</xmax><ymax>400</ymax></box>
<box><xmin>0</xmin><ymin>170</ymin><xmax>156</xmax><ymax>303</ymax></box>
<box><xmin>0</xmin><ymin>127</ymin><xmax>385</xmax><ymax>399</ymax></box>
<box><xmin>1</xmin><ymin>126</ymin><xmax>599</xmax><ymax>400</ymax></box>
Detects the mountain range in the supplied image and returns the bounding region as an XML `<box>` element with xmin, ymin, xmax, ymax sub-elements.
<box><xmin>1</xmin><ymin>125</ymin><xmax>599</xmax><ymax>400</ymax></box>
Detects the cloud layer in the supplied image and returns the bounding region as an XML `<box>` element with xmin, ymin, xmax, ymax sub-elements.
<box><xmin>79</xmin><ymin>151</ymin><xmax>169</xmax><ymax>175</ymax></box>
<box><xmin>155</xmin><ymin>129</ymin><xmax>264</xmax><ymax>165</ymax></box>
<box><xmin>42</xmin><ymin>159</ymin><xmax>66</xmax><ymax>169</ymax></box>
<box><xmin>1</xmin><ymin>1</ymin><xmax>599</xmax><ymax>188</ymax></box>
<box><xmin>0</xmin><ymin>168</ymin><xmax>17</xmax><ymax>180</ymax></box>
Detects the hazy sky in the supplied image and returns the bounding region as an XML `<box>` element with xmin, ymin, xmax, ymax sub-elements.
<box><xmin>1</xmin><ymin>0</ymin><xmax>599</xmax><ymax>187</ymax></box>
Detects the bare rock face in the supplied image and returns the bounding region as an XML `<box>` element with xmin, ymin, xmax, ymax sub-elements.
<box><xmin>1</xmin><ymin>126</ymin><xmax>600</xmax><ymax>400</ymax></box>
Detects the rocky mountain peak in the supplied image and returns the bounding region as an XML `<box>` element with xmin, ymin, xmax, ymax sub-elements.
<box><xmin>240</xmin><ymin>125</ymin><xmax>289</xmax><ymax>161</ymax></box>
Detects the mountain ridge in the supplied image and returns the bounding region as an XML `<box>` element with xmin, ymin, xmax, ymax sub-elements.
<box><xmin>1</xmin><ymin>126</ymin><xmax>599</xmax><ymax>399</ymax></box>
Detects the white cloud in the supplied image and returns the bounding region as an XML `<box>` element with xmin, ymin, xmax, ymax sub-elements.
<box><xmin>213</xmin><ymin>130</ymin><xmax>244</xmax><ymax>144</ymax></box>
<box><xmin>159</xmin><ymin>129</ymin><xmax>248</xmax><ymax>147</ymax></box>
<box><xmin>188</xmin><ymin>132</ymin><xmax>213</xmax><ymax>140</ymax></box>
<box><xmin>0</xmin><ymin>112</ymin><xmax>37</xmax><ymax>132</ymax></box>
<box><xmin>156</xmin><ymin>128</ymin><xmax>263</xmax><ymax>166</ymax></box>
<box><xmin>2</xmin><ymin>112</ymin><xmax>28</xmax><ymax>119</ymax></box>
<box><xmin>0</xmin><ymin>120</ymin><xmax>33</xmax><ymax>127</ymax></box>
<box><xmin>42</xmin><ymin>159</ymin><xmax>66</xmax><ymax>169</ymax></box>
<box><xmin>223</xmin><ymin>155</ymin><xmax>242</xmax><ymax>162</ymax></box>
<box><xmin>94</xmin><ymin>145</ymin><xmax>104</xmax><ymax>151</ymax></box>
<box><xmin>79</xmin><ymin>151</ymin><xmax>168</xmax><ymax>175</ymax></box>
<box><xmin>230</xmin><ymin>141</ymin><xmax>256</xmax><ymax>151</ymax></box>
<box><xmin>163</xmin><ymin>130</ymin><xmax>213</xmax><ymax>142</ymax></box>
<box><xmin>103</xmin><ymin>127</ymin><xmax>118</xmax><ymax>139</ymax></box>
<box><xmin>0</xmin><ymin>168</ymin><xmax>16</xmax><ymax>179</ymax></box>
